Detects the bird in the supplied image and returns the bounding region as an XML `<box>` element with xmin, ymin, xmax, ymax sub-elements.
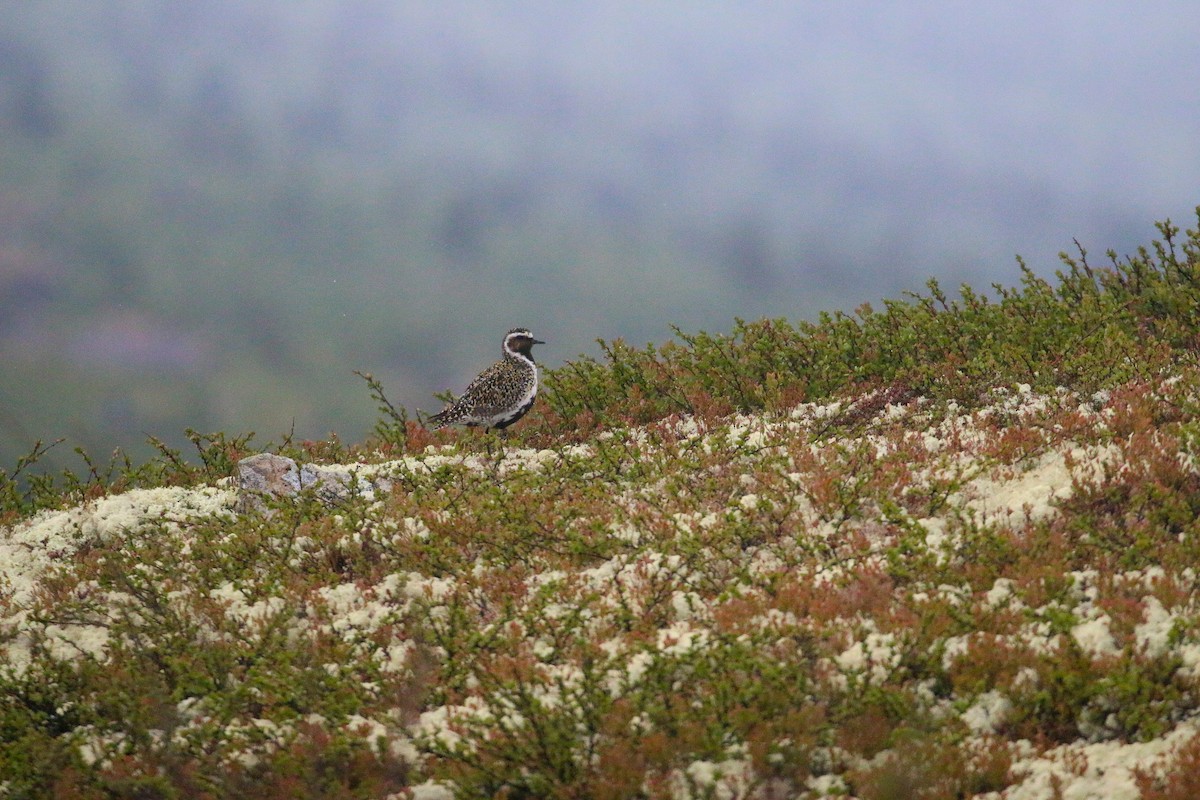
<box><xmin>426</xmin><ymin>328</ymin><xmax>545</xmax><ymax>431</ymax></box>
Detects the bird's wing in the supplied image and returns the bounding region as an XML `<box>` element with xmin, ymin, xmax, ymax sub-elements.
<box><xmin>441</xmin><ymin>360</ymin><xmax>511</xmax><ymax>416</ymax></box>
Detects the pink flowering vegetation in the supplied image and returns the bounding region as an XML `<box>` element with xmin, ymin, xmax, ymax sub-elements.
<box><xmin>3</xmin><ymin>214</ymin><xmax>1200</xmax><ymax>798</ymax></box>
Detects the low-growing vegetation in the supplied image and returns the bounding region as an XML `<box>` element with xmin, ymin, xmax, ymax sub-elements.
<box><xmin>3</xmin><ymin>212</ymin><xmax>1200</xmax><ymax>798</ymax></box>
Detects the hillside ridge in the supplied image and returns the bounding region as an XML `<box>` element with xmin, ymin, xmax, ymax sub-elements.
<box><xmin>5</xmin><ymin>375</ymin><xmax>1200</xmax><ymax>798</ymax></box>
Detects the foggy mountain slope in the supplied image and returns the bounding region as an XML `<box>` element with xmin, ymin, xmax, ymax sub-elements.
<box><xmin>1</xmin><ymin>1</ymin><xmax>1197</xmax><ymax>467</ymax></box>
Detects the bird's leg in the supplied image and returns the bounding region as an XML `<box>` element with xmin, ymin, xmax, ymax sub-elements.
<box><xmin>485</xmin><ymin>427</ymin><xmax>510</xmax><ymax>464</ymax></box>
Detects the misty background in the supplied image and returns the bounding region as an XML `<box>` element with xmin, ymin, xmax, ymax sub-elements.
<box><xmin>2</xmin><ymin>1</ymin><xmax>1198</xmax><ymax>470</ymax></box>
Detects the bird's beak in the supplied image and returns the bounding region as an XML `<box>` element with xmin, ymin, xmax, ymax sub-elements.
<box><xmin>533</xmin><ymin>338</ymin><xmax>546</xmax><ymax>345</ymax></box>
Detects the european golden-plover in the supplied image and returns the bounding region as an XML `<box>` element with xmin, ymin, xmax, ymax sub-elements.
<box><xmin>427</xmin><ymin>328</ymin><xmax>544</xmax><ymax>431</ymax></box>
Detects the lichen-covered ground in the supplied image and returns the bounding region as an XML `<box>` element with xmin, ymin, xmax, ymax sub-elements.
<box><xmin>5</xmin><ymin>370</ymin><xmax>1200</xmax><ymax>799</ymax></box>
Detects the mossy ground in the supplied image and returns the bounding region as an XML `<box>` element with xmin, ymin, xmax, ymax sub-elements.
<box><xmin>3</xmin><ymin>213</ymin><xmax>1200</xmax><ymax>798</ymax></box>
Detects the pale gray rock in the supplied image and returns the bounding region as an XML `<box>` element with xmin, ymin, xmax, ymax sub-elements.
<box><xmin>238</xmin><ymin>453</ymin><xmax>301</xmax><ymax>495</ymax></box>
<box><xmin>237</xmin><ymin>453</ymin><xmax>389</xmax><ymax>511</ymax></box>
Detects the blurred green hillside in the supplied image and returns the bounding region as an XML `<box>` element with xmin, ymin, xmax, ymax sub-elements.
<box><xmin>1</xmin><ymin>2</ymin><xmax>1192</xmax><ymax>472</ymax></box>
<box><xmin>0</xmin><ymin>2</ymin><xmax>845</xmax><ymax>470</ymax></box>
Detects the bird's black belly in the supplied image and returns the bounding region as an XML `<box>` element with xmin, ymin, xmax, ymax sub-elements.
<box><xmin>492</xmin><ymin>396</ymin><xmax>535</xmax><ymax>430</ymax></box>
